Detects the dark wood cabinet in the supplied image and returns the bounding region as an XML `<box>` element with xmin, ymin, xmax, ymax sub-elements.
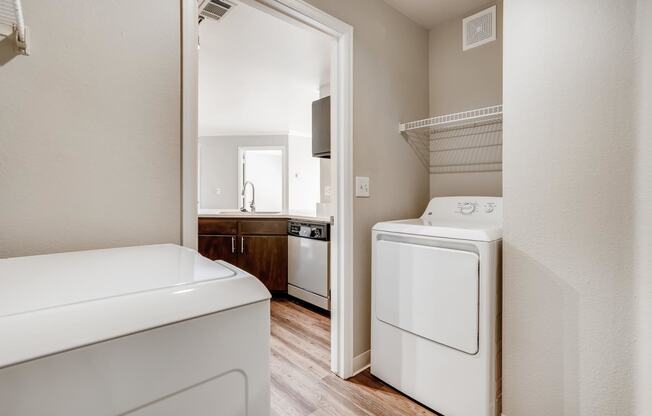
<box><xmin>198</xmin><ymin>218</ymin><xmax>288</xmax><ymax>293</ymax></box>
<box><xmin>198</xmin><ymin>218</ymin><xmax>238</xmax><ymax>235</ymax></box>
<box><xmin>198</xmin><ymin>235</ymin><xmax>238</xmax><ymax>265</ymax></box>
<box><xmin>236</xmin><ymin>235</ymin><xmax>288</xmax><ymax>292</ymax></box>
<box><xmin>239</xmin><ymin>220</ymin><xmax>287</xmax><ymax>236</ymax></box>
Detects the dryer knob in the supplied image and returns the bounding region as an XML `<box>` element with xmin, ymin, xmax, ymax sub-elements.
<box><xmin>461</xmin><ymin>203</ymin><xmax>475</xmax><ymax>215</ymax></box>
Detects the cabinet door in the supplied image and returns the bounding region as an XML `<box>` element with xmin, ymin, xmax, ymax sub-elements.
<box><xmin>237</xmin><ymin>235</ymin><xmax>288</xmax><ymax>292</ymax></box>
<box><xmin>198</xmin><ymin>235</ymin><xmax>238</xmax><ymax>264</ymax></box>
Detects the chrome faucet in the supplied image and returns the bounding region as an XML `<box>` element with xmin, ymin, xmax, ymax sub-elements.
<box><xmin>240</xmin><ymin>181</ymin><xmax>256</xmax><ymax>213</ymax></box>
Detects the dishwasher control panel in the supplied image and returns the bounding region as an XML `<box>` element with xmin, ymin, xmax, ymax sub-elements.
<box><xmin>288</xmin><ymin>220</ymin><xmax>330</xmax><ymax>241</ymax></box>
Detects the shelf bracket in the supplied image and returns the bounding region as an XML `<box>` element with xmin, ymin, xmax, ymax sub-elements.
<box><xmin>1</xmin><ymin>0</ymin><xmax>29</xmax><ymax>55</ymax></box>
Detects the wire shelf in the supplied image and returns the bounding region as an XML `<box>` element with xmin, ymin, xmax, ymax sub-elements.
<box><xmin>0</xmin><ymin>0</ymin><xmax>28</xmax><ymax>55</ymax></box>
<box><xmin>400</xmin><ymin>105</ymin><xmax>502</xmax><ymax>133</ymax></box>
<box><xmin>400</xmin><ymin>105</ymin><xmax>503</xmax><ymax>173</ymax></box>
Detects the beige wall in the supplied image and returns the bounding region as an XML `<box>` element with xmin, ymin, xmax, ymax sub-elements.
<box><xmin>304</xmin><ymin>0</ymin><xmax>430</xmax><ymax>358</ymax></box>
<box><xmin>503</xmin><ymin>0</ymin><xmax>643</xmax><ymax>414</ymax></box>
<box><xmin>637</xmin><ymin>0</ymin><xmax>652</xmax><ymax>413</ymax></box>
<box><xmin>430</xmin><ymin>171</ymin><xmax>502</xmax><ymax>197</ymax></box>
<box><xmin>428</xmin><ymin>1</ymin><xmax>503</xmax><ymax>198</ymax></box>
<box><xmin>0</xmin><ymin>0</ymin><xmax>181</xmax><ymax>258</ymax></box>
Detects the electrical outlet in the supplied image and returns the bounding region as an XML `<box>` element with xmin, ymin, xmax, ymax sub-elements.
<box><xmin>215</xmin><ymin>188</ymin><xmax>222</xmax><ymax>196</ymax></box>
<box><xmin>324</xmin><ymin>186</ymin><xmax>332</xmax><ymax>197</ymax></box>
<box><xmin>355</xmin><ymin>176</ymin><xmax>370</xmax><ymax>198</ymax></box>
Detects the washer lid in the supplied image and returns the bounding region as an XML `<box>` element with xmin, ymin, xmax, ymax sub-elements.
<box><xmin>0</xmin><ymin>244</ymin><xmax>237</xmax><ymax>317</ymax></box>
<box><xmin>0</xmin><ymin>244</ymin><xmax>270</xmax><ymax>368</ymax></box>
<box><xmin>373</xmin><ymin>196</ymin><xmax>502</xmax><ymax>242</ymax></box>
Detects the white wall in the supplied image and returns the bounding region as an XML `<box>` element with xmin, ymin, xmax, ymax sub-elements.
<box><xmin>503</xmin><ymin>1</ymin><xmax>642</xmax><ymax>414</ymax></box>
<box><xmin>0</xmin><ymin>0</ymin><xmax>181</xmax><ymax>258</ymax></box>
<box><xmin>288</xmin><ymin>135</ymin><xmax>320</xmax><ymax>214</ymax></box>
<box><xmin>198</xmin><ymin>2</ymin><xmax>330</xmax><ymax>137</ymax></box>
<box><xmin>428</xmin><ymin>1</ymin><xmax>503</xmax><ymax>198</ymax></box>
<box><xmin>305</xmin><ymin>0</ymin><xmax>430</xmax><ymax>358</ymax></box>
<box><xmin>199</xmin><ymin>135</ymin><xmax>288</xmax><ymax>209</ymax></box>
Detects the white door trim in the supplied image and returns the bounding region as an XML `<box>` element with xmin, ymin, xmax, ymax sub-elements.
<box><xmin>180</xmin><ymin>0</ymin><xmax>355</xmax><ymax>378</ymax></box>
<box><xmin>181</xmin><ymin>0</ymin><xmax>198</xmax><ymax>250</ymax></box>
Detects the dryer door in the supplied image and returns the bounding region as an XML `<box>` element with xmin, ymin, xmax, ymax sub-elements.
<box><xmin>375</xmin><ymin>239</ymin><xmax>479</xmax><ymax>354</ymax></box>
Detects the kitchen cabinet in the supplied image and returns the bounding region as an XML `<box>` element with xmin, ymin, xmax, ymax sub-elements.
<box><xmin>198</xmin><ymin>235</ymin><xmax>238</xmax><ymax>265</ymax></box>
<box><xmin>237</xmin><ymin>235</ymin><xmax>288</xmax><ymax>292</ymax></box>
<box><xmin>198</xmin><ymin>218</ymin><xmax>288</xmax><ymax>292</ymax></box>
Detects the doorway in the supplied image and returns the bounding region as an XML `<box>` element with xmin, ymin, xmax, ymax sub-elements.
<box><xmin>238</xmin><ymin>146</ymin><xmax>287</xmax><ymax>212</ymax></box>
<box><xmin>181</xmin><ymin>0</ymin><xmax>355</xmax><ymax>378</ymax></box>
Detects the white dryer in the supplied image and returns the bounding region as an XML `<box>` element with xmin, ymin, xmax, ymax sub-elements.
<box><xmin>371</xmin><ymin>196</ymin><xmax>502</xmax><ymax>416</ymax></box>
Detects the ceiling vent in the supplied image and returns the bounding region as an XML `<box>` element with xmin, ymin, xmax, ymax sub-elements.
<box><xmin>198</xmin><ymin>0</ymin><xmax>234</xmax><ymax>24</ymax></box>
<box><xmin>462</xmin><ymin>5</ymin><xmax>496</xmax><ymax>51</ymax></box>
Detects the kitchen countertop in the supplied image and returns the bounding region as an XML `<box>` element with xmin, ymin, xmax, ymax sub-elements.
<box><xmin>198</xmin><ymin>209</ymin><xmax>332</xmax><ymax>224</ymax></box>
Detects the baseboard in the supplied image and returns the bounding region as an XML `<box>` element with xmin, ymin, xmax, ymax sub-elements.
<box><xmin>351</xmin><ymin>350</ymin><xmax>370</xmax><ymax>376</ymax></box>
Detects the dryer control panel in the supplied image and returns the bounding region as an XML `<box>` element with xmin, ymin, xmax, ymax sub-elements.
<box><xmin>455</xmin><ymin>201</ymin><xmax>496</xmax><ymax>215</ymax></box>
<box><xmin>421</xmin><ymin>197</ymin><xmax>502</xmax><ymax>221</ymax></box>
<box><xmin>453</xmin><ymin>201</ymin><xmax>497</xmax><ymax>215</ymax></box>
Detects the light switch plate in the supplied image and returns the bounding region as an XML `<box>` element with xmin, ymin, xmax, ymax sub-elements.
<box><xmin>355</xmin><ymin>176</ymin><xmax>370</xmax><ymax>198</ymax></box>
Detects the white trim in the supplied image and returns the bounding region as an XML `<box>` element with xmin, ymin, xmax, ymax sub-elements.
<box><xmin>242</xmin><ymin>0</ymin><xmax>350</xmax><ymax>37</ymax></box>
<box><xmin>181</xmin><ymin>0</ymin><xmax>199</xmax><ymax>249</ymax></box>
<box><xmin>181</xmin><ymin>0</ymin><xmax>354</xmax><ymax>379</ymax></box>
<box><xmin>352</xmin><ymin>350</ymin><xmax>371</xmax><ymax>377</ymax></box>
<box><xmin>331</xmin><ymin>25</ymin><xmax>354</xmax><ymax>379</ymax></box>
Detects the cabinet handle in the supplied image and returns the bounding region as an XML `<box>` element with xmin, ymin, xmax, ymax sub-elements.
<box><xmin>241</xmin><ymin>236</ymin><xmax>245</xmax><ymax>254</ymax></box>
<box><xmin>231</xmin><ymin>236</ymin><xmax>235</xmax><ymax>254</ymax></box>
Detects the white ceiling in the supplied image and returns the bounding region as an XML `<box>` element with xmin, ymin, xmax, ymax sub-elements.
<box><xmin>383</xmin><ymin>0</ymin><xmax>493</xmax><ymax>29</ymax></box>
<box><xmin>198</xmin><ymin>2</ymin><xmax>332</xmax><ymax>137</ymax></box>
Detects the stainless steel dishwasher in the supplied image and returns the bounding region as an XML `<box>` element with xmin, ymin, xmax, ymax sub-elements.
<box><xmin>287</xmin><ymin>220</ymin><xmax>330</xmax><ymax>310</ymax></box>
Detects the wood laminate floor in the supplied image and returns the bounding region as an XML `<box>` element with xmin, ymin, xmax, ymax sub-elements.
<box><xmin>270</xmin><ymin>298</ymin><xmax>439</xmax><ymax>416</ymax></box>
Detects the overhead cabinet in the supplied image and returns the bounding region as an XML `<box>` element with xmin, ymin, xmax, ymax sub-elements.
<box><xmin>198</xmin><ymin>218</ymin><xmax>288</xmax><ymax>292</ymax></box>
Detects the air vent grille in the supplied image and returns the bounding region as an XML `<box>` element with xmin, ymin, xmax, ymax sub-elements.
<box><xmin>199</xmin><ymin>0</ymin><xmax>233</xmax><ymax>24</ymax></box>
<box><xmin>463</xmin><ymin>5</ymin><xmax>496</xmax><ymax>51</ymax></box>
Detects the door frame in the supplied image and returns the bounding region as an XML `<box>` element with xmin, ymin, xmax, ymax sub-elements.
<box><xmin>180</xmin><ymin>0</ymin><xmax>355</xmax><ymax>378</ymax></box>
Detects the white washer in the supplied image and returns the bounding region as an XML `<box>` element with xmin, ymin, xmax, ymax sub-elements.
<box><xmin>371</xmin><ymin>197</ymin><xmax>502</xmax><ymax>416</ymax></box>
<box><xmin>0</xmin><ymin>244</ymin><xmax>271</xmax><ymax>416</ymax></box>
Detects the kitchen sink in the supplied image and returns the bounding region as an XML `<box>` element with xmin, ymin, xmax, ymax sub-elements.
<box><xmin>216</xmin><ymin>210</ymin><xmax>281</xmax><ymax>215</ymax></box>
